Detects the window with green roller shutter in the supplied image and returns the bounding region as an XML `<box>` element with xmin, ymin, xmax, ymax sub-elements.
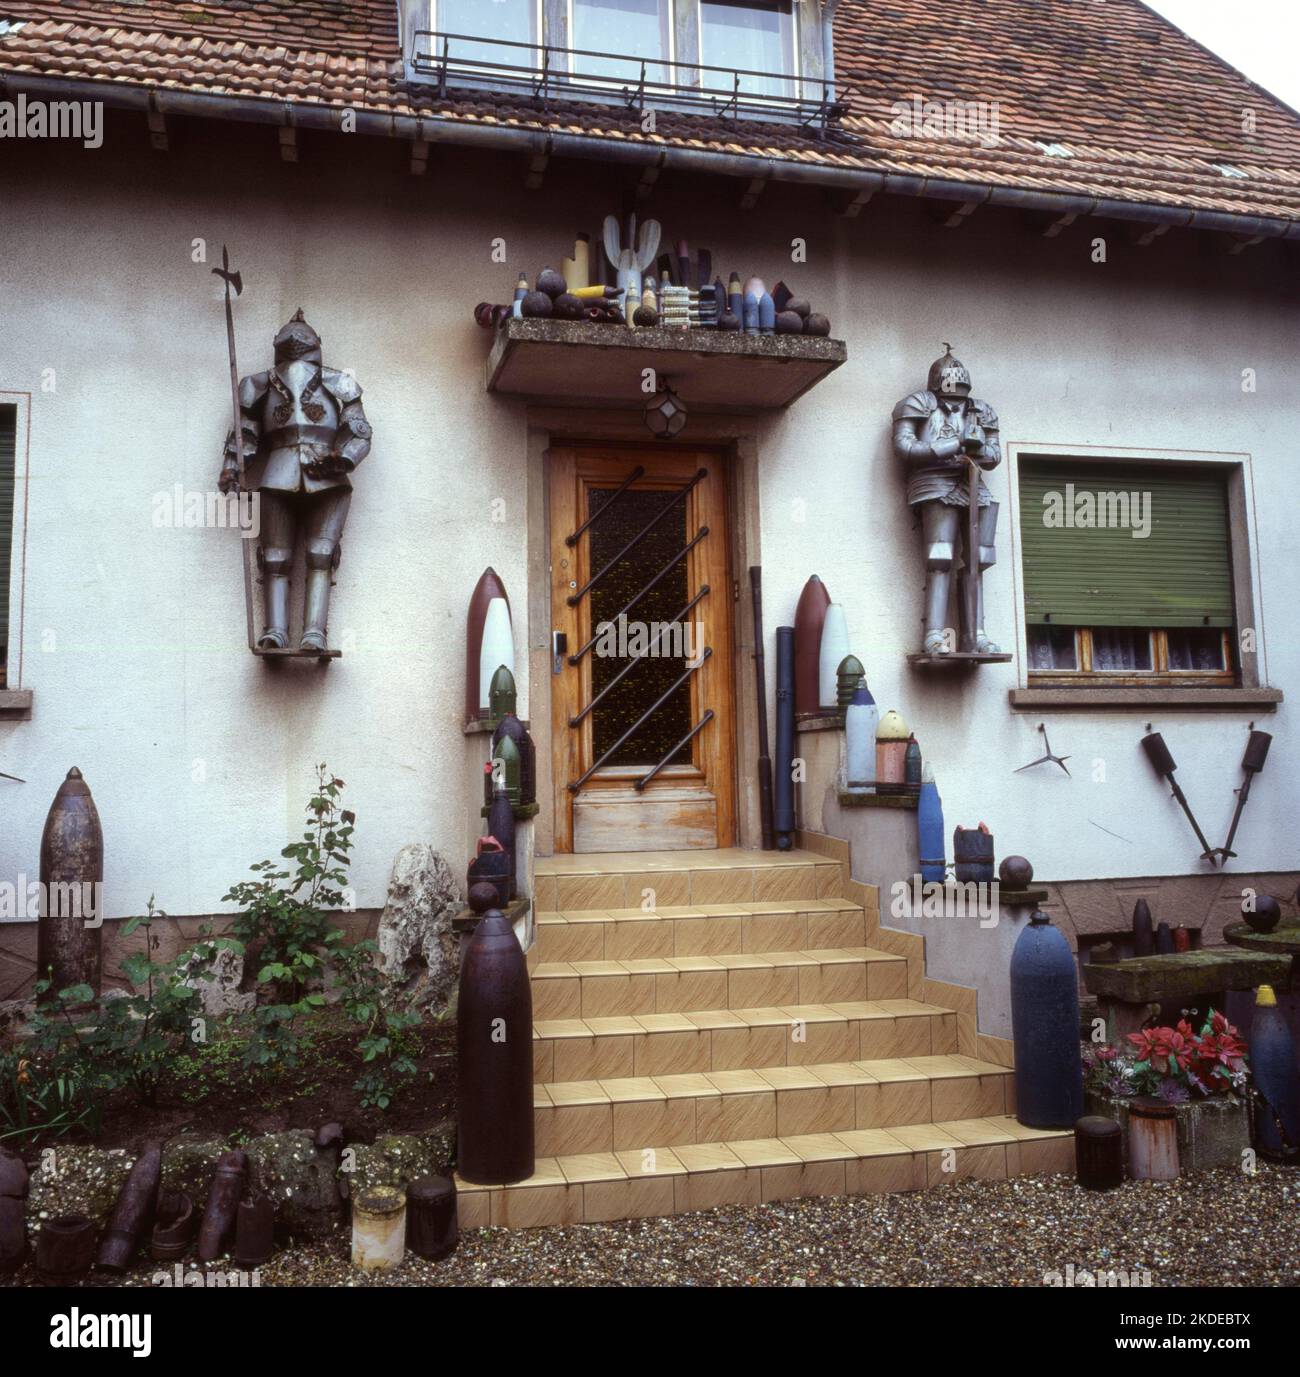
<box><xmin>1018</xmin><ymin>460</ymin><xmax>1237</xmax><ymax>683</ymax></box>
<box><xmin>0</xmin><ymin>405</ymin><xmax>14</xmax><ymax>687</ymax></box>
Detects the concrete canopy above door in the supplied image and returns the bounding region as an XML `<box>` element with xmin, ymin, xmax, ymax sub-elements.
<box><xmin>488</xmin><ymin>319</ymin><xmax>846</xmax><ymax>410</ymax></box>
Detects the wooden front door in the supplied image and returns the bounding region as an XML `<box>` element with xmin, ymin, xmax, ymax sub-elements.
<box><xmin>548</xmin><ymin>445</ymin><xmax>736</xmax><ymax>853</ymax></box>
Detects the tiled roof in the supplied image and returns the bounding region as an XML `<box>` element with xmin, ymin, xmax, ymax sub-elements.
<box><xmin>3</xmin><ymin>1</ymin><xmax>1300</xmax><ymax>225</ymax></box>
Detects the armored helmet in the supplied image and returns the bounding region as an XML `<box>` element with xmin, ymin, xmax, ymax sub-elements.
<box><xmin>927</xmin><ymin>343</ymin><xmax>971</xmax><ymax>397</ymax></box>
<box><xmin>273</xmin><ymin>308</ymin><xmax>321</xmax><ymax>363</ymax></box>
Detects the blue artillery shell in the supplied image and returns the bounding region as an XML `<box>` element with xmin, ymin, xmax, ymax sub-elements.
<box><xmin>1251</xmin><ymin>1001</ymin><xmax>1300</xmax><ymax>1156</ymax></box>
<box><xmin>1010</xmin><ymin>912</ymin><xmax>1084</xmax><ymax>1129</ymax></box>
<box><xmin>917</xmin><ymin>776</ymin><xmax>945</xmax><ymax>884</ymax></box>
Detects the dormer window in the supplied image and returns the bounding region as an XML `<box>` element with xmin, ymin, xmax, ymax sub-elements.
<box><xmin>573</xmin><ymin>0</ymin><xmax>673</xmax><ymax>86</ymax></box>
<box><xmin>700</xmin><ymin>1</ymin><xmax>797</xmax><ymax>99</ymax></box>
<box><xmin>433</xmin><ymin>0</ymin><xmax>539</xmax><ymax>69</ymax></box>
<box><xmin>411</xmin><ymin>0</ymin><xmax>842</xmax><ymax>128</ymax></box>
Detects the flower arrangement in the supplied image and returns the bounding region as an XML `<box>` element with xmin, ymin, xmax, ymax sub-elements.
<box><xmin>1083</xmin><ymin>1009</ymin><xmax>1249</xmax><ymax>1104</ymax></box>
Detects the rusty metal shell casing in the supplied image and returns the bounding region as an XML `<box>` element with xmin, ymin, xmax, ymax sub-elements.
<box><xmin>150</xmin><ymin>1191</ymin><xmax>196</xmax><ymax>1261</ymax></box>
<box><xmin>234</xmin><ymin>1195</ymin><xmax>275</xmax><ymax>1267</ymax></box>
<box><xmin>0</xmin><ymin>1147</ymin><xmax>27</xmax><ymax>1275</ymax></box>
<box><xmin>197</xmin><ymin>1149</ymin><xmax>247</xmax><ymax>1262</ymax></box>
<box><xmin>457</xmin><ymin>909</ymin><xmax>534</xmax><ymax>1185</ymax></box>
<box><xmin>1074</xmin><ymin>1116</ymin><xmax>1123</xmax><ymax>1190</ymax></box>
<box><xmin>487</xmin><ymin>784</ymin><xmax>517</xmax><ymax>899</ymax></box>
<box><xmin>406</xmin><ymin>1175</ymin><xmax>458</xmax><ymax>1261</ymax></box>
<box><xmin>38</xmin><ymin>767</ymin><xmax>104</xmax><ymax>997</ymax></box>
<box><xmin>97</xmin><ymin>1141</ymin><xmax>162</xmax><ymax>1272</ymax></box>
<box><xmin>36</xmin><ymin>1214</ymin><xmax>97</xmax><ymax>1285</ymax></box>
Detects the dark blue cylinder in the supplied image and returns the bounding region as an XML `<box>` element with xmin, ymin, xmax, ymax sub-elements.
<box><xmin>773</xmin><ymin>626</ymin><xmax>796</xmax><ymax>849</ymax></box>
<box><xmin>917</xmin><ymin>767</ymin><xmax>945</xmax><ymax>884</ymax></box>
<box><xmin>1010</xmin><ymin>910</ymin><xmax>1084</xmax><ymax>1129</ymax></box>
<box><xmin>1251</xmin><ymin>987</ymin><xmax>1300</xmax><ymax>1159</ymax></box>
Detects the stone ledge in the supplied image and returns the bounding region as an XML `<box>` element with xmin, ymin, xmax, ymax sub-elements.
<box><xmin>0</xmin><ymin>688</ymin><xmax>32</xmax><ymax>719</ymax></box>
<box><xmin>1083</xmin><ymin>948</ymin><xmax>1291</xmax><ymax>1002</ymax></box>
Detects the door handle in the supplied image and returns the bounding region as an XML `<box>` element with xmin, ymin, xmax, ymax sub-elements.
<box><xmin>552</xmin><ymin>630</ymin><xmax>567</xmax><ymax>674</ymax></box>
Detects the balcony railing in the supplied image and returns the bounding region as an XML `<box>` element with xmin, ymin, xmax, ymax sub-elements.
<box><xmin>410</xmin><ymin>30</ymin><xmax>850</xmax><ymax>132</ymax></box>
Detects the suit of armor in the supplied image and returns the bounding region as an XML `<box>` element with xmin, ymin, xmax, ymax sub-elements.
<box><xmin>219</xmin><ymin>311</ymin><xmax>371</xmax><ymax>653</ymax></box>
<box><xmin>892</xmin><ymin>347</ymin><xmax>1001</xmax><ymax>654</ymax></box>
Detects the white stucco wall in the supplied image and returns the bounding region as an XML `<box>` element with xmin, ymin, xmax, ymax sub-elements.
<box><xmin>0</xmin><ymin>113</ymin><xmax>1293</xmax><ymax>930</ymax></box>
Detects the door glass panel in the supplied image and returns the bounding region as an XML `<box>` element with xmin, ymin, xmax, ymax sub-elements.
<box><xmin>700</xmin><ymin>0</ymin><xmax>796</xmax><ymax>98</ymax></box>
<box><xmin>588</xmin><ymin>485</ymin><xmax>693</xmax><ymax>768</ymax></box>
<box><xmin>572</xmin><ymin>0</ymin><xmax>672</xmax><ymax>85</ymax></box>
<box><xmin>437</xmin><ymin>0</ymin><xmax>537</xmax><ymax>70</ymax></box>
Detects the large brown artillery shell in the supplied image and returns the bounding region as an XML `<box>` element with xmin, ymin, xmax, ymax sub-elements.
<box><xmin>793</xmin><ymin>576</ymin><xmax>830</xmax><ymax>718</ymax></box>
<box><xmin>466</xmin><ymin>568</ymin><xmax>511</xmax><ymax>723</ymax></box>
<box><xmin>36</xmin><ymin>1214</ymin><xmax>97</xmax><ymax>1284</ymax></box>
<box><xmin>457</xmin><ymin>910</ymin><xmax>534</xmax><ymax>1185</ymax></box>
<box><xmin>197</xmin><ymin>1149</ymin><xmax>247</xmax><ymax>1262</ymax></box>
<box><xmin>97</xmin><ymin>1141</ymin><xmax>162</xmax><ymax>1271</ymax></box>
<box><xmin>38</xmin><ymin>767</ymin><xmax>104</xmax><ymax>997</ymax></box>
<box><xmin>406</xmin><ymin>1175</ymin><xmax>458</xmax><ymax>1260</ymax></box>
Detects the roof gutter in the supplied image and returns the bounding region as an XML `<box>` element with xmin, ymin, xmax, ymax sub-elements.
<box><xmin>4</xmin><ymin>68</ymin><xmax>1299</xmax><ymax>242</ymax></box>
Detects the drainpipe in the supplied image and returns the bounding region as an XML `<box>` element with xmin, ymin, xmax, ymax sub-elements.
<box><xmin>2</xmin><ymin>69</ymin><xmax>1297</xmax><ymax>243</ymax></box>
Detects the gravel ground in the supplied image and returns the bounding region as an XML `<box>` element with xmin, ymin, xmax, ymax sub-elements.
<box><xmin>8</xmin><ymin>1166</ymin><xmax>1297</xmax><ymax>1288</ymax></box>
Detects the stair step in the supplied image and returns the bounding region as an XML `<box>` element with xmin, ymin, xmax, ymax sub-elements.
<box><xmin>530</xmin><ymin>947</ymin><xmax>907</xmax><ymax>1020</ymax></box>
<box><xmin>534</xmin><ymin>1055</ymin><xmax>1014</xmax><ymax>1157</ymax></box>
<box><xmin>455</xmin><ymin>1116</ymin><xmax>1073</xmax><ymax>1229</ymax></box>
<box><xmin>535</xmin><ymin>899</ymin><xmax>870</xmax><ymax>963</ymax></box>
<box><xmin>532</xmin><ymin>999</ymin><xmax>957</xmax><ymax>1082</ymax></box>
<box><xmin>534</xmin><ymin>848</ymin><xmax>844</xmax><ymax>913</ymax></box>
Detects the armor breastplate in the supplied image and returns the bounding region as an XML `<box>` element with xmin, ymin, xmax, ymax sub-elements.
<box><xmin>261</xmin><ymin>360</ymin><xmax>340</xmax><ymax>432</ymax></box>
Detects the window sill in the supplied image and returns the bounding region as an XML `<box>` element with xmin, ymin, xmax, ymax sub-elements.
<box><xmin>0</xmin><ymin>689</ymin><xmax>32</xmax><ymax>719</ymax></box>
<box><xmin>1009</xmin><ymin>685</ymin><xmax>1282</xmax><ymax>712</ymax></box>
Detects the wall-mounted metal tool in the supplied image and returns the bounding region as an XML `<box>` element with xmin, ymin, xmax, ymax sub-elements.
<box><xmin>1140</xmin><ymin>730</ymin><xmax>1217</xmax><ymax>865</ymax></box>
<box><xmin>1217</xmin><ymin>729</ymin><xmax>1272</xmax><ymax>862</ymax></box>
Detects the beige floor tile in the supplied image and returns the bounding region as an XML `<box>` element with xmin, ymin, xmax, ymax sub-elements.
<box><xmin>552</xmin><ymin>1034</ymin><xmax>634</xmax><ymax>1082</ymax></box>
<box><xmin>799</xmin><ymin>961</ymin><xmax>868</xmax><ymax>1004</ymax></box>
<box><xmin>674</xmin><ymin>1141</ymin><xmax>745</xmax><ymax>1172</ymax></box>
<box><xmin>651</xmin><ymin>1073</ymin><xmax>716</xmax><ymax>1098</ymax></box>
<box><xmin>729</xmin><ymin>965</ymin><xmax>801</xmax><ymax>1008</ymax></box>
<box><xmin>859</xmin><ymin>1079</ymin><xmax>934</xmax><ymax>1128</ymax></box>
<box><xmin>867</xmin><ymin>962</ymin><xmax>910</xmax><ymax>1000</ymax></box>
<box><xmin>935</xmin><ymin>1117</ymin><xmax>1013</xmax><ymax>1146</ymax></box>
<box><xmin>806</xmin><ymin>910</ymin><xmax>868</xmax><ymax>947</ymax></box>
<box><xmin>491</xmin><ymin>1183</ymin><xmax>582</xmax><ymax>1228</ymax></box>
<box><xmin>633</xmin><ymin>1029</ymin><xmax>710</xmax><ymax>1076</ymax></box>
<box><xmin>682</xmin><ymin>1008</ymin><xmax>745</xmax><ymax>1029</ymax></box>
<box><xmin>727</xmin><ymin>1137</ymin><xmax>801</xmax><ymax>1167</ymax></box>
<box><xmin>655</xmin><ymin>968</ymin><xmax>729</xmax><ymax>1014</ymax></box>
<box><xmin>888</xmin><ymin>1123</ymin><xmax>965</xmax><ymax>1152</ymax></box>
<box><xmin>605</xmin><ymin>919</ymin><xmax>675</xmax><ymax>961</ymax></box>
<box><xmin>806</xmin><ymin>1061</ymin><xmax>876</xmax><ymax>1087</ymax></box>
<box><xmin>612</xmin><ymin>1096</ymin><xmax>696</xmax><ymax>1151</ymax></box>
<box><xmin>787</xmin><ymin>1019</ymin><xmax>858</xmax><ymax>1066</ymax></box>
<box><xmin>546</xmin><ymin>1079</ymin><xmax>610</xmax><ymax>1106</ymax></box>
<box><xmin>674</xmin><ymin>1166</ymin><xmax>759</xmax><ymax>1212</ymax></box>
<box><xmin>616</xmin><ymin>1145</ymin><xmax>688</xmax><ymax>1177</ymax></box>
<box><xmin>832</xmin><ymin>1128</ymin><xmax>912</xmax><ymax>1157</ymax></box>
<box><xmin>585</xmin><ymin>1174</ymin><xmax>678</xmax><ymax>1222</ymax></box>
<box><xmin>780</xmin><ymin>1132</ymin><xmax>852</xmax><ymax>1162</ymax></box>
<box><xmin>761</xmin><ymin>1159</ymin><xmax>847</xmax><ymax>1202</ymax></box>
<box><xmin>673</xmin><ymin>915</ymin><xmax>744</xmax><ymax>955</ymax></box>
<box><xmin>697</xmin><ymin>1090</ymin><xmax>777</xmax><ymax>1144</ymax></box>
<box><xmin>710</xmin><ymin>1024</ymin><xmax>789</xmax><ymax>1070</ymax></box>
<box><xmin>532</xmin><ymin>1038</ymin><xmax>555</xmax><ymax>1083</ymax></box>
<box><xmin>777</xmin><ymin>1084</ymin><xmax>856</xmax><ymax>1137</ymax></box>
<box><xmin>556</xmin><ymin>874</ymin><xmax>627</xmax><ymax>910</ymax></box>
<box><xmin>535</xmin><ymin>876</ymin><xmax>558</xmax><ymax>911</ymax></box>
<box><xmin>848</xmin><ymin>1153</ymin><xmax>922</xmax><ymax>1195</ymax></box>
<box><xmin>755</xmin><ymin>1065</ymin><xmax>825</xmax><ymax>1091</ymax></box>
<box><xmin>754</xmin><ymin>866</ymin><xmax>818</xmax><ymax>902</ymax></box>
<box><xmin>703</xmin><ymin>1068</ymin><xmax>772</xmax><ymax>1094</ymax></box>
<box><xmin>1007</xmin><ymin>1136</ymin><xmax>1076</xmax><ymax>1176</ymax></box>
<box><xmin>690</xmin><ymin>868</ymin><xmax>756</xmax><ymax>904</ymax></box>
<box><xmin>742</xmin><ymin>913</ymin><xmax>808</xmax><ymax>951</ymax></box>
<box><xmin>927</xmin><ymin>1143</ymin><xmax>1007</xmax><ymax>1186</ymax></box>
<box><xmin>540</xmin><ymin>922</ymin><xmax>607</xmax><ymax>964</ymax></box>
<box><xmin>930</xmin><ymin>1075</ymin><xmax>1006</xmax><ymax>1122</ymax></box>
<box><xmin>557</xmin><ymin>1152</ymin><xmax>627</xmax><ymax>1184</ymax></box>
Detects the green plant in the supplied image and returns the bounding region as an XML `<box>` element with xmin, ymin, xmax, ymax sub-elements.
<box><xmin>23</xmin><ymin>896</ymin><xmax>207</xmax><ymax>1113</ymax></box>
<box><xmin>0</xmin><ymin>1044</ymin><xmax>100</xmax><ymax>1147</ymax></box>
<box><xmin>335</xmin><ymin>938</ymin><xmax>423</xmax><ymax>1110</ymax></box>
<box><xmin>221</xmin><ymin>764</ymin><xmax>355</xmax><ymax>1068</ymax></box>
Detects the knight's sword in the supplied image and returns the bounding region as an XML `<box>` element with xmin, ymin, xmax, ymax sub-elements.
<box><xmin>212</xmin><ymin>246</ymin><xmax>258</xmax><ymax>653</ymax></box>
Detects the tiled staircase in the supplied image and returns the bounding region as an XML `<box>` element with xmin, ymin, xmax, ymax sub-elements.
<box><xmin>455</xmin><ymin>839</ymin><xmax>1072</xmax><ymax>1228</ymax></box>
